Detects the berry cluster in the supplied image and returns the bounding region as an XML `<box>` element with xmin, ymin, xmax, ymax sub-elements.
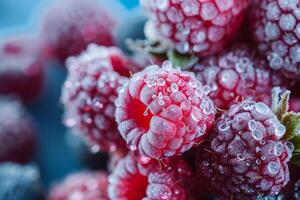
<box><xmin>1</xmin><ymin>0</ymin><xmax>300</xmax><ymax>200</ymax></box>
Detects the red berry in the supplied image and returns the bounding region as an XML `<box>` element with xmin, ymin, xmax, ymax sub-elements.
<box><xmin>115</xmin><ymin>61</ymin><xmax>216</xmax><ymax>159</ymax></box>
<box><xmin>196</xmin><ymin>101</ymin><xmax>292</xmax><ymax>199</ymax></box>
<box><xmin>108</xmin><ymin>153</ymin><xmax>192</xmax><ymax>200</ymax></box>
<box><xmin>42</xmin><ymin>0</ymin><xmax>115</xmax><ymax>63</ymax></box>
<box><xmin>250</xmin><ymin>0</ymin><xmax>300</xmax><ymax>80</ymax></box>
<box><xmin>140</xmin><ymin>0</ymin><xmax>250</xmax><ymax>56</ymax></box>
<box><xmin>49</xmin><ymin>171</ymin><xmax>108</xmax><ymax>200</ymax></box>
<box><xmin>194</xmin><ymin>44</ymin><xmax>284</xmax><ymax>109</ymax></box>
<box><xmin>0</xmin><ymin>37</ymin><xmax>44</xmax><ymax>104</ymax></box>
<box><xmin>0</xmin><ymin>97</ymin><xmax>36</xmax><ymax>164</ymax></box>
<box><xmin>61</xmin><ymin>44</ymin><xmax>128</xmax><ymax>153</ymax></box>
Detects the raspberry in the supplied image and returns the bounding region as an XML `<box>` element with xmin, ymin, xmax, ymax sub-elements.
<box><xmin>49</xmin><ymin>171</ymin><xmax>108</xmax><ymax>200</ymax></box>
<box><xmin>42</xmin><ymin>0</ymin><xmax>115</xmax><ymax>63</ymax></box>
<box><xmin>61</xmin><ymin>44</ymin><xmax>128</xmax><ymax>153</ymax></box>
<box><xmin>196</xmin><ymin>101</ymin><xmax>292</xmax><ymax>199</ymax></box>
<box><xmin>108</xmin><ymin>153</ymin><xmax>192</xmax><ymax>200</ymax></box>
<box><xmin>140</xmin><ymin>0</ymin><xmax>250</xmax><ymax>56</ymax></box>
<box><xmin>0</xmin><ymin>97</ymin><xmax>36</xmax><ymax>164</ymax></box>
<box><xmin>115</xmin><ymin>61</ymin><xmax>216</xmax><ymax>159</ymax></box>
<box><xmin>0</xmin><ymin>163</ymin><xmax>42</xmax><ymax>200</ymax></box>
<box><xmin>0</xmin><ymin>37</ymin><xmax>44</xmax><ymax>103</ymax></box>
<box><xmin>194</xmin><ymin>44</ymin><xmax>284</xmax><ymax>109</ymax></box>
<box><xmin>250</xmin><ymin>0</ymin><xmax>300</xmax><ymax>80</ymax></box>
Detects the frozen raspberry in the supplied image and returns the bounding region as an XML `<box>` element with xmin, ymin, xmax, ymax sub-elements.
<box><xmin>140</xmin><ymin>0</ymin><xmax>250</xmax><ymax>56</ymax></box>
<box><xmin>194</xmin><ymin>44</ymin><xmax>284</xmax><ymax>109</ymax></box>
<box><xmin>196</xmin><ymin>101</ymin><xmax>292</xmax><ymax>199</ymax></box>
<box><xmin>250</xmin><ymin>0</ymin><xmax>300</xmax><ymax>80</ymax></box>
<box><xmin>0</xmin><ymin>163</ymin><xmax>43</xmax><ymax>200</ymax></box>
<box><xmin>0</xmin><ymin>37</ymin><xmax>44</xmax><ymax>103</ymax></box>
<box><xmin>115</xmin><ymin>61</ymin><xmax>216</xmax><ymax>159</ymax></box>
<box><xmin>42</xmin><ymin>0</ymin><xmax>115</xmax><ymax>63</ymax></box>
<box><xmin>61</xmin><ymin>44</ymin><xmax>128</xmax><ymax>153</ymax></box>
<box><xmin>49</xmin><ymin>171</ymin><xmax>108</xmax><ymax>200</ymax></box>
<box><xmin>0</xmin><ymin>97</ymin><xmax>36</xmax><ymax>164</ymax></box>
<box><xmin>108</xmin><ymin>153</ymin><xmax>192</xmax><ymax>200</ymax></box>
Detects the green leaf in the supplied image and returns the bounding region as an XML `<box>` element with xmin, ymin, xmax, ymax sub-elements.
<box><xmin>282</xmin><ymin>112</ymin><xmax>300</xmax><ymax>141</ymax></box>
<box><xmin>167</xmin><ymin>49</ymin><xmax>199</xmax><ymax>70</ymax></box>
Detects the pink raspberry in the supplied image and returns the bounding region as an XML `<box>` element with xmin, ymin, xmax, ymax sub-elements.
<box><xmin>42</xmin><ymin>0</ymin><xmax>115</xmax><ymax>63</ymax></box>
<box><xmin>49</xmin><ymin>171</ymin><xmax>108</xmax><ymax>200</ymax></box>
<box><xmin>0</xmin><ymin>37</ymin><xmax>44</xmax><ymax>104</ymax></box>
<box><xmin>61</xmin><ymin>44</ymin><xmax>128</xmax><ymax>153</ymax></box>
<box><xmin>108</xmin><ymin>153</ymin><xmax>192</xmax><ymax>200</ymax></box>
<box><xmin>196</xmin><ymin>100</ymin><xmax>292</xmax><ymax>199</ymax></box>
<box><xmin>0</xmin><ymin>97</ymin><xmax>36</xmax><ymax>164</ymax></box>
<box><xmin>140</xmin><ymin>0</ymin><xmax>250</xmax><ymax>56</ymax></box>
<box><xmin>194</xmin><ymin>44</ymin><xmax>284</xmax><ymax>109</ymax></box>
<box><xmin>115</xmin><ymin>61</ymin><xmax>216</xmax><ymax>159</ymax></box>
<box><xmin>250</xmin><ymin>0</ymin><xmax>300</xmax><ymax>80</ymax></box>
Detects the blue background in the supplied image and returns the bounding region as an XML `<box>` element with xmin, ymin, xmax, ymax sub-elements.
<box><xmin>0</xmin><ymin>0</ymin><xmax>142</xmax><ymax>190</ymax></box>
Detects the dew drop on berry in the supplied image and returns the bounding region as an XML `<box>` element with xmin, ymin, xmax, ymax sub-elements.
<box><xmin>254</xmin><ymin>102</ymin><xmax>270</xmax><ymax>114</ymax></box>
<box><xmin>268</xmin><ymin>161</ymin><xmax>280</xmax><ymax>175</ymax></box>
<box><xmin>256</xmin><ymin>159</ymin><xmax>261</xmax><ymax>165</ymax></box>
<box><xmin>91</xmin><ymin>145</ymin><xmax>100</xmax><ymax>153</ymax></box>
<box><xmin>286</xmin><ymin>141</ymin><xmax>295</xmax><ymax>152</ymax></box>
<box><xmin>162</xmin><ymin>61</ymin><xmax>172</xmax><ymax>71</ymax></box>
<box><xmin>170</xmin><ymin>83</ymin><xmax>179</xmax><ymax>92</ymax></box>
<box><xmin>274</xmin><ymin>142</ymin><xmax>284</xmax><ymax>156</ymax></box>
<box><xmin>237</xmin><ymin>153</ymin><xmax>245</xmax><ymax>161</ymax></box>
<box><xmin>248</xmin><ymin>120</ymin><xmax>257</xmax><ymax>131</ymax></box>
<box><xmin>274</xmin><ymin>124</ymin><xmax>286</xmax><ymax>137</ymax></box>
<box><xmin>252</xmin><ymin>130</ymin><xmax>263</xmax><ymax>141</ymax></box>
<box><xmin>202</xmin><ymin>160</ymin><xmax>209</xmax><ymax>166</ymax></box>
<box><xmin>157</xmin><ymin>78</ymin><xmax>166</xmax><ymax>86</ymax></box>
<box><xmin>218</xmin><ymin>122</ymin><xmax>230</xmax><ymax>132</ymax></box>
<box><xmin>156</xmin><ymin>0</ymin><xmax>169</xmax><ymax>11</ymax></box>
<box><xmin>191</xmin><ymin>109</ymin><xmax>202</xmax><ymax>122</ymax></box>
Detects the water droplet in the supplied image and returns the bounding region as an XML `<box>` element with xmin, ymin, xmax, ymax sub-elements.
<box><xmin>237</xmin><ymin>153</ymin><xmax>245</xmax><ymax>161</ymax></box>
<box><xmin>170</xmin><ymin>83</ymin><xmax>178</xmax><ymax>92</ymax></box>
<box><xmin>203</xmin><ymin>85</ymin><xmax>211</xmax><ymax>95</ymax></box>
<box><xmin>191</xmin><ymin>109</ymin><xmax>202</xmax><ymax>122</ymax></box>
<box><xmin>65</xmin><ymin>118</ymin><xmax>76</xmax><ymax>127</ymax></box>
<box><xmin>218</xmin><ymin>122</ymin><xmax>230</xmax><ymax>131</ymax></box>
<box><xmin>91</xmin><ymin>145</ymin><xmax>100</xmax><ymax>153</ymax></box>
<box><xmin>195</xmin><ymin>88</ymin><xmax>203</xmax><ymax>97</ymax></box>
<box><xmin>130</xmin><ymin>144</ymin><xmax>137</xmax><ymax>151</ymax></box>
<box><xmin>157</xmin><ymin>78</ymin><xmax>166</xmax><ymax>86</ymax></box>
<box><xmin>162</xmin><ymin>61</ymin><xmax>172</xmax><ymax>70</ymax></box>
<box><xmin>286</xmin><ymin>141</ymin><xmax>295</xmax><ymax>152</ymax></box>
<box><xmin>248</xmin><ymin>120</ymin><xmax>257</xmax><ymax>131</ymax></box>
<box><xmin>158</xmin><ymin>99</ymin><xmax>165</xmax><ymax>105</ymax></box>
<box><xmin>255</xmin><ymin>102</ymin><xmax>270</xmax><ymax>114</ymax></box>
<box><xmin>274</xmin><ymin>124</ymin><xmax>286</xmax><ymax>137</ymax></box>
<box><xmin>268</xmin><ymin>161</ymin><xmax>280</xmax><ymax>175</ymax></box>
<box><xmin>252</xmin><ymin>130</ymin><xmax>263</xmax><ymax>141</ymax></box>
<box><xmin>202</xmin><ymin>161</ymin><xmax>209</xmax><ymax>166</ymax></box>
<box><xmin>261</xmin><ymin>156</ymin><xmax>266</xmax><ymax>160</ymax></box>
<box><xmin>274</xmin><ymin>142</ymin><xmax>284</xmax><ymax>156</ymax></box>
<box><xmin>256</xmin><ymin>159</ymin><xmax>261</xmax><ymax>165</ymax></box>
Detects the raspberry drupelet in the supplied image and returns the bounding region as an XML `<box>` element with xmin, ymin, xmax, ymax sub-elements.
<box><xmin>61</xmin><ymin>44</ymin><xmax>128</xmax><ymax>153</ymax></box>
<box><xmin>196</xmin><ymin>100</ymin><xmax>292</xmax><ymax>199</ymax></box>
<box><xmin>251</xmin><ymin>0</ymin><xmax>300</xmax><ymax>80</ymax></box>
<box><xmin>115</xmin><ymin>61</ymin><xmax>216</xmax><ymax>159</ymax></box>
<box><xmin>140</xmin><ymin>0</ymin><xmax>250</xmax><ymax>56</ymax></box>
<box><xmin>0</xmin><ymin>37</ymin><xmax>44</xmax><ymax>104</ymax></box>
<box><xmin>42</xmin><ymin>0</ymin><xmax>115</xmax><ymax>63</ymax></box>
<box><xmin>108</xmin><ymin>153</ymin><xmax>192</xmax><ymax>200</ymax></box>
<box><xmin>194</xmin><ymin>44</ymin><xmax>284</xmax><ymax>110</ymax></box>
<box><xmin>0</xmin><ymin>97</ymin><xmax>36</xmax><ymax>164</ymax></box>
<box><xmin>49</xmin><ymin>171</ymin><xmax>108</xmax><ymax>200</ymax></box>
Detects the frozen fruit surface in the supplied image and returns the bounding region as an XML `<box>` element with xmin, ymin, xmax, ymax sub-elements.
<box><xmin>0</xmin><ymin>163</ymin><xmax>42</xmax><ymax>200</ymax></box>
<box><xmin>196</xmin><ymin>101</ymin><xmax>292</xmax><ymax>199</ymax></box>
<box><xmin>141</xmin><ymin>0</ymin><xmax>250</xmax><ymax>56</ymax></box>
<box><xmin>115</xmin><ymin>61</ymin><xmax>216</xmax><ymax>159</ymax></box>
<box><xmin>42</xmin><ymin>0</ymin><xmax>115</xmax><ymax>62</ymax></box>
<box><xmin>0</xmin><ymin>97</ymin><xmax>36</xmax><ymax>164</ymax></box>
<box><xmin>0</xmin><ymin>38</ymin><xmax>44</xmax><ymax>103</ymax></box>
<box><xmin>194</xmin><ymin>44</ymin><xmax>284</xmax><ymax>109</ymax></box>
<box><xmin>49</xmin><ymin>171</ymin><xmax>108</xmax><ymax>200</ymax></box>
<box><xmin>61</xmin><ymin>44</ymin><xmax>128</xmax><ymax>153</ymax></box>
<box><xmin>251</xmin><ymin>0</ymin><xmax>300</xmax><ymax>80</ymax></box>
<box><xmin>108</xmin><ymin>153</ymin><xmax>192</xmax><ymax>200</ymax></box>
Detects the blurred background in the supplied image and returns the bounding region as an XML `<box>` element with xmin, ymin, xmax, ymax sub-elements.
<box><xmin>0</xmin><ymin>0</ymin><xmax>143</xmax><ymax>190</ymax></box>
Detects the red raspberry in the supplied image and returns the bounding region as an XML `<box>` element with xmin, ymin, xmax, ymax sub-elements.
<box><xmin>0</xmin><ymin>97</ymin><xmax>36</xmax><ymax>164</ymax></box>
<box><xmin>49</xmin><ymin>171</ymin><xmax>108</xmax><ymax>200</ymax></box>
<box><xmin>194</xmin><ymin>44</ymin><xmax>284</xmax><ymax>110</ymax></box>
<box><xmin>250</xmin><ymin>0</ymin><xmax>300</xmax><ymax>80</ymax></box>
<box><xmin>196</xmin><ymin>100</ymin><xmax>292</xmax><ymax>199</ymax></box>
<box><xmin>108</xmin><ymin>153</ymin><xmax>192</xmax><ymax>200</ymax></box>
<box><xmin>140</xmin><ymin>0</ymin><xmax>250</xmax><ymax>56</ymax></box>
<box><xmin>115</xmin><ymin>61</ymin><xmax>216</xmax><ymax>159</ymax></box>
<box><xmin>0</xmin><ymin>37</ymin><xmax>44</xmax><ymax>104</ymax></box>
<box><xmin>42</xmin><ymin>0</ymin><xmax>115</xmax><ymax>63</ymax></box>
<box><xmin>61</xmin><ymin>44</ymin><xmax>128</xmax><ymax>153</ymax></box>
